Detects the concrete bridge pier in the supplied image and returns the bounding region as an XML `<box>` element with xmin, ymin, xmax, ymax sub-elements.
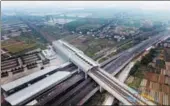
<box><xmin>77</xmin><ymin>67</ymin><xmax>81</xmax><ymax>73</ymax></box>
<box><xmin>100</xmin><ymin>86</ymin><xmax>104</xmax><ymax>93</ymax></box>
<box><xmin>85</xmin><ymin>73</ymin><xmax>88</xmax><ymax>79</ymax></box>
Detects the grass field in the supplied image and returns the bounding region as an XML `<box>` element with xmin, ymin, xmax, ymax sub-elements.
<box><xmin>128</xmin><ymin>77</ymin><xmax>142</xmax><ymax>89</ymax></box>
<box><xmin>66</xmin><ymin>36</ymin><xmax>116</xmax><ymax>58</ymax></box>
<box><xmin>2</xmin><ymin>43</ymin><xmax>36</xmax><ymax>54</ymax></box>
<box><xmin>98</xmin><ymin>57</ymin><xmax>109</xmax><ymax>63</ymax></box>
<box><xmin>2</xmin><ymin>38</ymin><xmax>36</xmax><ymax>54</ymax></box>
<box><xmin>117</xmin><ymin>41</ymin><xmax>134</xmax><ymax>52</ymax></box>
<box><xmin>64</xmin><ymin>18</ymin><xmax>107</xmax><ymax>32</ymax></box>
<box><xmin>1</xmin><ymin>33</ymin><xmax>47</xmax><ymax>54</ymax></box>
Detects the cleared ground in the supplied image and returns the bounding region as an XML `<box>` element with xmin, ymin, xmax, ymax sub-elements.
<box><xmin>2</xmin><ymin>32</ymin><xmax>47</xmax><ymax>54</ymax></box>
<box><xmin>2</xmin><ymin>38</ymin><xmax>36</xmax><ymax>54</ymax></box>
<box><xmin>65</xmin><ymin>35</ymin><xmax>116</xmax><ymax>58</ymax></box>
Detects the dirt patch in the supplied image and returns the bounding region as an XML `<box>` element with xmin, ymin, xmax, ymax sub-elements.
<box><xmin>144</xmin><ymin>72</ymin><xmax>159</xmax><ymax>82</ymax></box>
<box><xmin>158</xmin><ymin>75</ymin><xmax>165</xmax><ymax>84</ymax></box>
<box><xmin>161</xmin><ymin>84</ymin><xmax>170</xmax><ymax>94</ymax></box>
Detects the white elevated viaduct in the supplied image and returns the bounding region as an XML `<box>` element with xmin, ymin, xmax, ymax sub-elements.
<box><xmin>52</xmin><ymin>40</ymin><xmax>155</xmax><ymax>105</ymax></box>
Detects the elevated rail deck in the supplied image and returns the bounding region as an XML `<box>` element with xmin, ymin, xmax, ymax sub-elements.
<box><xmin>52</xmin><ymin>39</ymin><xmax>160</xmax><ymax>105</ymax></box>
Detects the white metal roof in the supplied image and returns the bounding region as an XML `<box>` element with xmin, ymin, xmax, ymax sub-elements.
<box><xmin>70</xmin><ymin>54</ymin><xmax>92</xmax><ymax>72</ymax></box>
<box><xmin>53</xmin><ymin>41</ymin><xmax>72</xmax><ymax>57</ymax></box>
<box><xmin>77</xmin><ymin>53</ymin><xmax>99</xmax><ymax>66</ymax></box>
<box><xmin>59</xmin><ymin>40</ymin><xmax>98</xmax><ymax>66</ymax></box>
<box><xmin>5</xmin><ymin>71</ymin><xmax>71</xmax><ymax>106</ymax></box>
<box><xmin>59</xmin><ymin>40</ymin><xmax>84</xmax><ymax>54</ymax></box>
<box><xmin>1</xmin><ymin>66</ymin><xmax>59</xmax><ymax>92</ymax></box>
<box><xmin>53</xmin><ymin>41</ymin><xmax>92</xmax><ymax>72</ymax></box>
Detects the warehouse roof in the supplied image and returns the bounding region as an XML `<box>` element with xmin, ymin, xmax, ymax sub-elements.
<box><xmin>1</xmin><ymin>66</ymin><xmax>60</xmax><ymax>93</ymax></box>
<box><xmin>5</xmin><ymin>71</ymin><xmax>71</xmax><ymax>106</ymax></box>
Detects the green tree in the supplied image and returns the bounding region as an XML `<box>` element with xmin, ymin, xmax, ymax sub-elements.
<box><xmin>130</xmin><ymin>61</ymin><xmax>140</xmax><ymax>75</ymax></box>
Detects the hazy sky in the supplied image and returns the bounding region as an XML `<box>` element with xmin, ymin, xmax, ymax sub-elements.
<box><xmin>2</xmin><ymin>1</ymin><xmax>170</xmax><ymax>11</ymax></box>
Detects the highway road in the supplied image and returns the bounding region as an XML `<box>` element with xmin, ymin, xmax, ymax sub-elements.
<box><xmin>103</xmin><ymin>31</ymin><xmax>169</xmax><ymax>75</ymax></box>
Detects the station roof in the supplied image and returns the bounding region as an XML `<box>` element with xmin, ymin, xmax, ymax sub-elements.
<box><xmin>53</xmin><ymin>41</ymin><xmax>93</xmax><ymax>72</ymax></box>
<box><xmin>53</xmin><ymin>41</ymin><xmax>71</xmax><ymax>57</ymax></box>
<box><xmin>5</xmin><ymin>71</ymin><xmax>71</xmax><ymax>106</ymax></box>
<box><xmin>58</xmin><ymin>40</ymin><xmax>98</xmax><ymax>66</ymax></box>
<box><xmin>70</xmin><ymin>54</ymin><xmax>93</xmax><ymax>72</ymax></box>
<box><xmin>59</xmin><ymin>40</ymin><xmax>84</xmax><ymax>54</ymax></box>
<box><xmin>77</xmin><ymin>53</ymin><xmax>98</xmax><ymax>66</ymax></box>
<box><xmin>1</xmin><ymin>66</ymin><xmax>59</xmax><ymax>92</ymax></box>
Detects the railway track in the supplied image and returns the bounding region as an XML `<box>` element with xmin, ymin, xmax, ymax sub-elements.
<box><xmin>36</xmin><ymin>72</ymin><xmax>85</xmax><ymax>105</ymax></box>
<box><xmin>51</xmin><ymin>78</ymin><xmax>92</xmax><ymax>106</ymax></box>
<box><xmin>91</xmin><ymin>70</ymin><xmax>146</xmax><ymax>105</ymax></box>
<box><xmin>62</xmin><ymin>82</ymin><xmax>96</xmax><ymax>106</ymax></box>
